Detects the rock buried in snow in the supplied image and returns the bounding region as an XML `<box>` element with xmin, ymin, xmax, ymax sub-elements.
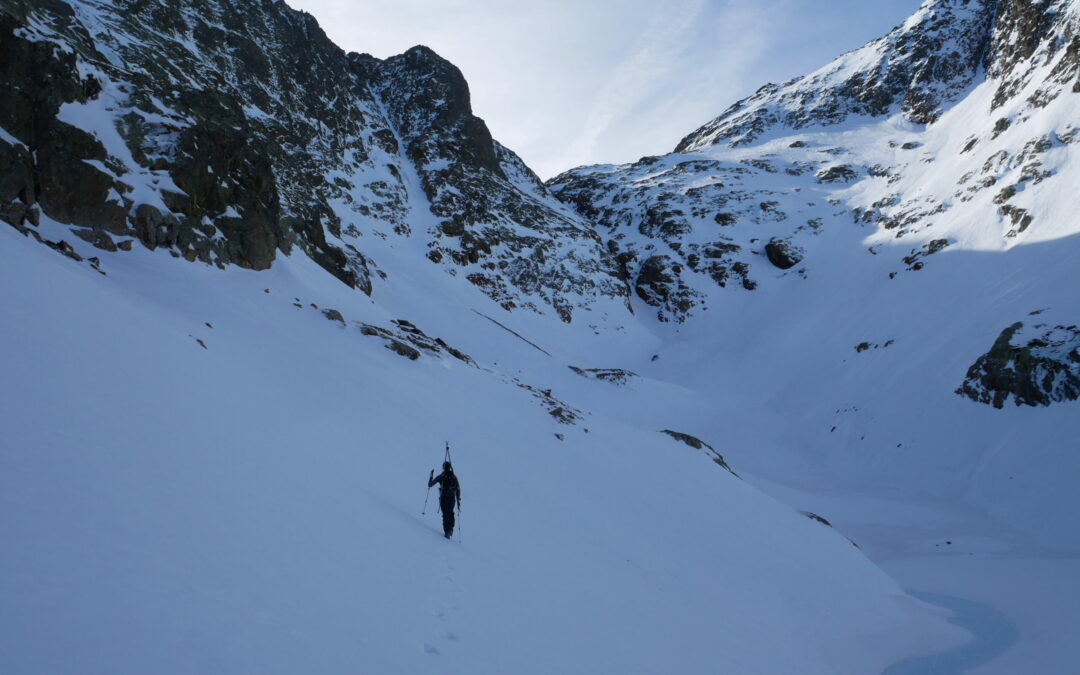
<box><xmin>799</xmin><ymin>511</ymin><xmax>833</xmax><ymax>527</ymax></box>
<box><xmin>567</xmin><ymin>366</ymin><xmax>638</xmax><ymax>385</ymax></box>
<box><xmin>358</xmin><ymin>320</ymin><xmax>474</xmax><ymax>365</ymax></box>
<box><xmin>660</xmin><ymin>430</ymin><xmax>738</xmax><ymax>476</ymax></box>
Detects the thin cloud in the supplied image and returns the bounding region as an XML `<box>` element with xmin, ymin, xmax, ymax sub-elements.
<box><xmin>565</xmin><ymin>0</ymin><xmax>707</xmax><ymax>170</ymax></box>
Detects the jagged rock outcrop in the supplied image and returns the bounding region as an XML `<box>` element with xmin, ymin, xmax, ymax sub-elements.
<box><xmin>0</xmin><ymin>0</ymin><xmax>629</xmax><ymax>321</ymax></box>
<box><xmin>957</xmin><ymin>321</ymin><xmax>1080</xmax><ymax>408</ymax></box>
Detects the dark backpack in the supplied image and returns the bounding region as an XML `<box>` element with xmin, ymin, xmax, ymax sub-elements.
<box><xmin>441</xmin><ymin>472</ymin><xmax>460</xmax><ymax>500</ymax></box>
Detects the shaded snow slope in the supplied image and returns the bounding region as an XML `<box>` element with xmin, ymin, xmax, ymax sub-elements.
<box><xmin>0</xmin><ymin>225</ymin><xmax>962</xmax><ymax>673</ymax></box>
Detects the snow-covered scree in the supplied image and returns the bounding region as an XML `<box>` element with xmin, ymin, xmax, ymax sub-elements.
<box><xmin>0</xmin><ymin>227</ymin><xmax>963</xmax><ymax>673</ymax></box>
<box><xmin>3</xmin><ymin>0</ymin><xmax>1080</xmax><ymax>672</ymax></box>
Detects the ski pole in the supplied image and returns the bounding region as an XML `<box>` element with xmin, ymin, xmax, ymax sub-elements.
<box><xmin>422</xmin><ymin>472</ymin><xmax>432</xmax><ymax>515</ymax></box>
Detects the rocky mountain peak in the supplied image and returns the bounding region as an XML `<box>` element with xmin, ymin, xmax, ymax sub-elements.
<box><xmin>674</xmin><ymin>0</ymin><xmax>1079</xmax><ymax>153</ymax></box>
<box><xmin>676</xmin><ymin>0</ymin><xmax>1000</xmax><ymax>151</ymax></box>
<box><xmin>373</xmin><ymin>44</ymin><xmax>503</xmax><ymax>178</ymax></box>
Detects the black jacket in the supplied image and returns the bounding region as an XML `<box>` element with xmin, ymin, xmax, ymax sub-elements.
<box><xmin>429</xmin><ymin>470</ymin><xmax>461</xmax><ymax>507</ymax></box>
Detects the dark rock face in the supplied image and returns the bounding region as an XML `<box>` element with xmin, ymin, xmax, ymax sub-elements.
<box><xmin>0</xmin><ymin>0</ymin><xmax>370</xmax><ymax>278</ymax></box>
<box><xmin>358</xmin><ymin>319</ymin><xmax>474</xmax><ymax>365</ymax></box>
<box><xmin>0</xmin><ymin>4</ymin><xmax>119</xmax><ymax>237</ymax></box>
<box><xmin>957</xmin><ymin>322</ymin><xmax>1080</xmax><ymax>408</ymax></box>
<box><xmin>901</xmin><ymin>238</ymin><xmax>951</xmax><ymax>271</ymax></box>
<box><xmin>988</xmin><ymin>0</ymin><xmax>1078</xmax><ymax>109</ymax></box>
<box><xmin>0</xmin><ymin>0</ymin><xmax>628</xmax><ymax>321</ymax></box>
<box><xmin>634</xmin><ymin>255</ymin><xmax>697</xmax><ymax>322</ymax></box>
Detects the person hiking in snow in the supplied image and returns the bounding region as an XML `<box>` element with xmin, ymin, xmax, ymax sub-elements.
<box><xmin>428</xmin><ymin>461</ymin><xmax>461</xmax><ymax>539</ymax></box>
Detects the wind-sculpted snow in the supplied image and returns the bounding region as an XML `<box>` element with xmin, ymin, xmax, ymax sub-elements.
<box><xmin>0</xmin><ymin>0</ymin><xmax>629</xmax><ymax>323</ymax></box>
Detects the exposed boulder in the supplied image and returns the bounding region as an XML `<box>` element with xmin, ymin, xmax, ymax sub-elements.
<box><xmin>815</xmin><ymin>165</ymin><xmax>859</xmax><ymax>183</ymax></box>
<box><xmin>764</xmin><ymin>238</ymin><xmax>804</xmax><ymax>270</ymax></box>
<box><xmin>956</xmin><ymin>321</ymin><xmax>1080</xmax><ymax>408</ymax></box>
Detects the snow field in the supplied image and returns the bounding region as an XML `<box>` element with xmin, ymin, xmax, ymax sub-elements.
<box><xmin>0</xmin><ymin>224</ymin><xmax>964</xmax><ymax>673</ymax></box>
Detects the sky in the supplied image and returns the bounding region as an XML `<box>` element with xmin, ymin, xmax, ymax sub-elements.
<box><xmin>286</xmin><ymin>0</ymin><xmax>923</xmax><ymax>179</ymax></box>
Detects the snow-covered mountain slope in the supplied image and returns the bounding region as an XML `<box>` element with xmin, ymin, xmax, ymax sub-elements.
<box><xmin>0</xmin><ymin>0</ymin><xmax>629</xmax><ymax>324</ymax></box>
<box><xmin>549</xmin><ymin>0</ymin><xmax>1080</xmax><ymax>401</ymax></box>
<box><xmin>0</xmin><ymin>222</ymin><xmax>963</xmax><ymax>673</ymax></box>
